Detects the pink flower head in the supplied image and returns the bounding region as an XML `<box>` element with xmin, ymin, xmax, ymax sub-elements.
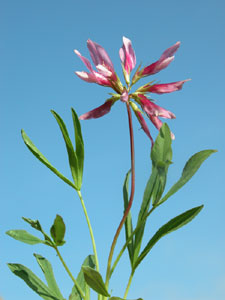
<box><xmin>74</xmin><ymin>39</ymin><xmax>119</xmax><ymax>88</ymax></box>
<box><xmin>119</xmin><ymin>37</ymin><xmax>136</xmax><ymax>83</ymax></box>
<box><xmin>75</xmin><ymin>37</ymin><xmax>188</xmax><ymax>146</ymax></box>
<box><xmin>141</xmin><ymin>41</ymin><xmax>180</xmax><ymax>77</ymax></box>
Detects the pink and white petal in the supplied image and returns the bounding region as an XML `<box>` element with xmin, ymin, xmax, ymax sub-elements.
<box><xmin>96</xmin><ymin>64</ymin><xmax>112</xmax><ymax>77</ymax></box>
<box><xmin>74</xmin><ymin>50</ymin><xmax>93</xmax><ymax>72</ymax></box>
<box><xmin>75</xmin><ymin>71</ymin><xmax>98</xmax><ymax>83</ymax></box>
<box><xmin>135</xmin><ymin>111</ymin><xmax>154</xmax><ymax>145</ymax></box>
<box><xmin>138</xmin><ymin>94</ymin><xmax>176</xmax><ymax>119</ymax></box>
<box><xmin>148</xmin><ymin>79</ymin><xmax>191</xmax><ymax>94</ymax></box>
<box><xmin>93</xmin><ymin>71</ymin><xmax>112</xmax><ymax>86</ymax></box>
<box><xmin>87</xmin><ymin>39</ymin><xmax>114</xmax><ymax>71</ymax></box>
<box><xmin>122</xmin><ymin>36</ymin><xmax>136</xmax><ymax>72</ymax></box>
<box><xmin>142</xmin><ymin>56</ymin><xmax>174</xmax><ymax>76</ymax></box>
<box><xmin>79</xmin><ymin>100</ymin><xmax>114</xmax><ymax>120</ymax></box>
<box><xmin>160</xmin><ymin>41</ymin><xmax>180</xmax><ymax>61</ymax></box>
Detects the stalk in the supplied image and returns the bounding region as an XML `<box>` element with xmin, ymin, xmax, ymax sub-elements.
<box><xmin>77</xmin><ymin>190</ymin><xmax>100</xmax><ymax>272</ymax></box>
<box><xmin>123</xmin><ymin>271</ymin><xmax>134</xmax><ymax>299</ymax></box>
<box><xmin>105</xmin><ymin>102</ymin><xmax>135</xmax><ymax>288</ymax></box>
<box><xmin>55</xmin><ymin>246</ymin><xmax>85</xmax><ymax>299</ymax></box>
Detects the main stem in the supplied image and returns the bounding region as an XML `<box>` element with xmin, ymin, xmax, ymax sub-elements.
<box><xmin>77</xmin><ymin>190</ymin><xmax>100</xmax><ymax>272</ymax></box>
<box><xmin>105</xmin><ymin>101</ymin><xmax>135</xmax><ymax>289</ymax></box>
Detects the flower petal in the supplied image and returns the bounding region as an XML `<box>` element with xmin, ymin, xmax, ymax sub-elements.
<box><xmin>145</xmin><ymin>79</ymin><xmax>191</xmax><ymax>94</ymax></box>
<box><xmin>74</xmin><ymin>50</ymin><xmax>93</xmax><ymax>72</ymax></box>
<box><xmin>138</xmin><ymin>94</ymin><xmax>176</xmax><ymax>119</ymax></box>
<box><xmin>119</xmin><ymin>36</ymin><xmax>136</xmax><ymax>73</ymax></box>
<box><xmin>142</xmin><ymin>41</ymin><xmax>180</xmax><ymax>76</ymax></box>
<box><xmin>87</xmin><ymin>39</ymin><xmax>114</xmax><ymax>71</ymax></box>
<box><xmin>135</xmin><ymin>111</ymin><xmax>154</xmax><ymax>145</ymax></box>
<box><xmin>79</xmin><ymin>100</ymin><xmax>114</xmax><ymax>120</ymax></box>
<box><xmin>75</xmin><ymin>71</ymin><xmax>98</xmax><ymax>83</ymax></box>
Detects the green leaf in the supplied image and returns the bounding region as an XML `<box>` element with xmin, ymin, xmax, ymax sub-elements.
<box><xmin>71</xmin><ymin>108</ymin><xmax>84</xmax><ymax>190</ymax></box>
<box><xmin>133</xmin><ymin>168</ymin><xmax>157</xmax><ymax>265</ymax></box>
<box><xmin>51</xmin><ymin>110</ymin><xmax>80</xmax><ymax>190</ymax></box>
<box><xmin>50</xmin><ymin>215</ymin><xmax>66</xmax><ymax>246</ymax></box>
<box><xmin>123</xmin><ymin>170</ymin><xmax>134</xmax><ymax>265</ymax></box>
<box><xmin>8</xmin><ymin>263</ymin><xmax>62</xmax><ymax>300</ymax></box>
<box><xmin>69</xmin><ymin>255</ymin><xmax>95</xmax><ymax>300</ymax></box>
<box><xmin>151</xmin><ymin>123</ymin><xmax>172</xmax><ymax>167</ymax></box>
<box><xmin>22</xmin><ymin>217</ymin><xmax>54</xmax><ymax>247</ymax></box>
<box><xmin>133</xmin><ymin>205</ymin><xmax>203</xmax><ymax>270</ymax></box>
<box><xmin>21</xmin><ymin>130</ymin><xmax>76</xmax><ymax>189</ymax></box>
<box><xmin>158</xmin><ymin>150</ymin><xmax>217</xmax><ymax>206</ymax></box>
<box><xmin>6</xmin><ymin>230</ymin><xmax>44</xmax><ymax>245</ymax></box>
<box><xmin>82</xmin><ymin>266</ymin><xmax>110</xmax><ymax>297</ymax></box>
<box><xmin>34</xmin><ymin>254</ymin><xmax>64</xmax><ymax>300</ymax></box>
<box><xmin>109</xmin><ymin>298</ymin><xmax>143</xmax><ymax>300</ymax></box>
<box><xmin>150</xmin><ymin>123</ymin><xmax>172</xmax><ymax>206</ymax></box>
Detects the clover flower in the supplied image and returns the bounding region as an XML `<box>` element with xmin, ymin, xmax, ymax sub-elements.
<box><xmin>75</xmin><ymin>37</ymin><xmax>190</xmax><ymax>145</ymax></box>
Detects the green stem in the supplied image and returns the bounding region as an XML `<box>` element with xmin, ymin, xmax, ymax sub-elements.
<box><xmin>77</xmin><ymin>190</ymin><xmax>100</xmax><ymax>273</ymax></box>
<box><xmin>55</xmin><ymin>246</ymin><xmax>85</xmax><ymax>299</ymax></box>
<box><xmin>123</xmin><ymin>272</ymin><xmax>134</xmax><ymax>299</ymax></box>
<box><xmin>105</xmin><ymin>102</ymin><xmax>135</xmax><ymax>289</ymax></box>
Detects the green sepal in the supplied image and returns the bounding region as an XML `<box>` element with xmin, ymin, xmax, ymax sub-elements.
<box><xmin>69</xmin><ymin>255</ymin><xmax>95</xmax><ymax>300</ymax></box>
<box><xmin>7</xmin><ymin>263</ymin><xmax>64</xmax><ymax>300</ymax></box>
<box><xmin>133</xmin><ymin>205</ymin><xmax>203</xmax><ymax>270</ymax></box>
<box><xmin>6</xmin><ymin>229</ymin><xmax>44</xmax><ymax>245</ymax></box>
<box><xmin>157</xmin><ymin>149</ymin><xmax>217</xmax><ymax>206</ymax></box>
<box><xmin>123</xmin><ymin>170</ymin><xmax>134</xmax><ymax>265</ymax></box>
<box><xmin>82</xmin><ymin>266</ymin><xmax>110</xmax><ymax>297</ymax></box>
<box><xmin>50</xmin><ymin>215</ymin><xmax>66</xmax><ymax>246</ymax></box>
<box><xmin>21</xmin><ymin>130</ymin><xmax>76</xmax><ymax>189</ymax></box>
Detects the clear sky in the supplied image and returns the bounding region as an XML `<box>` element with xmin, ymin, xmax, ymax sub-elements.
<box><xmin>1</xmin><ymin>0</ymin><xmax>225</xmax><ymax>300</ymax></box>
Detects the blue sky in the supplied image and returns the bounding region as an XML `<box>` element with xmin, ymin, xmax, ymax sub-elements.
<box><xmin>1</xmin><ymin>0</ymin><xmax>225</xmax><ymax>299</ymax></box>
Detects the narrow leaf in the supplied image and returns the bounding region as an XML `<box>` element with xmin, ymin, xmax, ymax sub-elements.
<box><xmin>21</xmin><ymin>130</ymin><xmax>75</xmax><ymax>189</ymax></box>
<box><xmin>6</xmin><ymin>230</ymin><xmax>44</xmax><ymax>245</ymax></box>
<box><xmin>51</xmin><ymin>110</ymin><xmax>79</xmax><ymax>190</ymax></box>
<box><xmin>50</xmin><ymin>215</ymin><xmax>66</xmax><ymax>246</ymax></box>
<box><xmin>82</xmin><ymin>266</ymin><xmax>110</xmax><ymax>297</ymax></box>
<box><xmin>71</xmin><ymin>108</ymin><xmax>84</xmax><ymax>190</ymax></box>
<box><xmin>134</xmin><ymin>205</ymin><xmax>203</xmax><ymax>270</ymax></box>
<box><xmin>69</xmin><ymin>255</ymin><xmax>95</xmax><ymax>300</ymax></box>
<box><xmin>158</xmin><ymin>150</ymin><xmax>217</xmax><ymax>206</ymax></box>
<box><xmin>123</xmin><ymin>170</ymin><xmax>134</xmax><ymax>264</ymax></box>
<box><xmin>8</xmin><ymin>263</ymin><xmax>61</xmax><ymax>300</ymax></box>
<box><xmin>34</xmin><ymin>254</ymin><xmax>64</xmax><ymax>299</ymax></box>
<box><xmin>133</xmin><ymin>168</ymin><xmax>157</xmax><ymax>264</ymax></box>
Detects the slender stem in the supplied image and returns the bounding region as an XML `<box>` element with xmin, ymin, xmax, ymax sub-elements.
<box><xmin>77</xmin><ymin>190</ymin><xmax>100</xmax><ymax>272</ymax></box>
<box><xmin>110</xmin><ymin>207</ymin><xmax>155</xmax><ymax>279</ymax></box>
<box><xmin>55</xmin><ymin>246</ymin><xmax>85</xmax><ymax>299</ymax></box>
<box><xmin>123</xmin><ymin>272</ymin><xmax>134</xmax><ymax>299</ymax></box>
<box><xmin>105</xmin><ymin>102</ymin><xmax>135</xmax><ymax>288</ymax></box>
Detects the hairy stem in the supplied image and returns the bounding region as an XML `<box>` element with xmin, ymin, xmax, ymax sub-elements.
<box><xmin>105</xmin><ymin>102</ymin><xmax>135</xmax><ymax>289</ymax></box>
